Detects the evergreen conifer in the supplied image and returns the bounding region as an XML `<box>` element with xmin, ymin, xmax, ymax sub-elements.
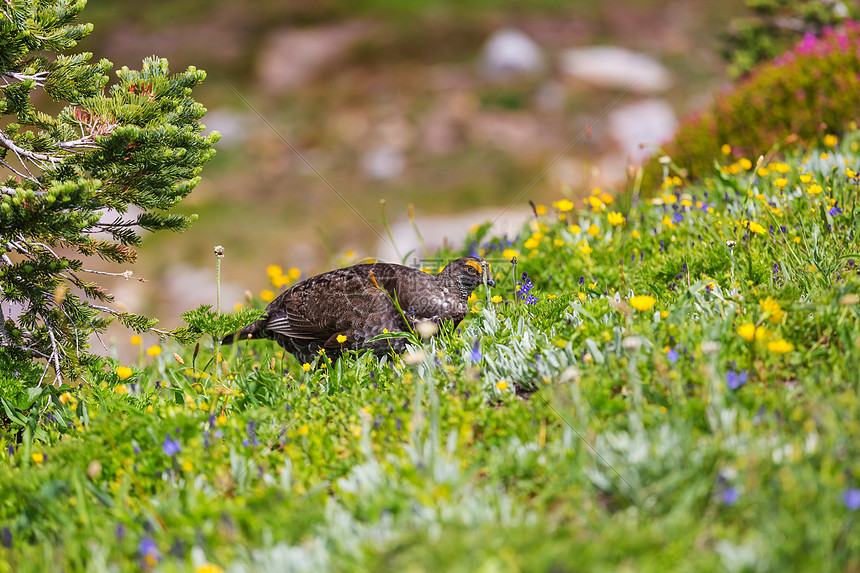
<box><xmin>0</xmin><ymin>1</ymin><xmax>217</xmax><ymax>384</ymax></box>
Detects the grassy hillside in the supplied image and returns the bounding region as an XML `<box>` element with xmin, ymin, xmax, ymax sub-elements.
<box><xmin>2</xmin><ymin>134</ymin><xmax>860</xmax><ymax>570</ymax></box>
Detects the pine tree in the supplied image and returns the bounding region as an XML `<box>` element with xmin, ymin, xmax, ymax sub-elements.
<box><xmin>0</xmin><ymin>1</ymin><xmax>217</xmax><ymax>384</ymax></box>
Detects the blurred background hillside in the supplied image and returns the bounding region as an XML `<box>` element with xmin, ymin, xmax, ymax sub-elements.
<box><xmin>77</xmin><ymin>0</ymin><xmax>749</xmax><ymax>333</ymax></box>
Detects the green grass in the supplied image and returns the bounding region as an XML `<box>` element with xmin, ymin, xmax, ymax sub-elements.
<box><xmin>3</xmin><ymin>135</ymin><xmax>860</xmax><ymax>571</ymax></box>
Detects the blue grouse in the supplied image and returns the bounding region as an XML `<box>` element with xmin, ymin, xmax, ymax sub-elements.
<box><xmin>222</xmin><ymin>256</ymin><xmax>495</xmax><ymax>362</ymax></box>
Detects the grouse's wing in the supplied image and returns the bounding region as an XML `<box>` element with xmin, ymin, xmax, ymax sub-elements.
<box><xmin>262</xmin><ymin>266</ymin><xmax>392</xmax><ymax>341</ymax></box>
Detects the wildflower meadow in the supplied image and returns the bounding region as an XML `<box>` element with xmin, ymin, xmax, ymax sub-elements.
<box><xmin>2</xmin><ymin>128</ymin><xmax>860</xmax><ymax>571</ymax></box>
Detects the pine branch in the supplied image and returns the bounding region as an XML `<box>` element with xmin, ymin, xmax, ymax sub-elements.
<box><xmin>0</xmin><ymin>129</ymin><xmax>63</xmax><ymax>164</ymax></box>
<box><xmin>1</xmin><ymin>71</ymin><xmax>49</xmax><ymax>87</ymax></box>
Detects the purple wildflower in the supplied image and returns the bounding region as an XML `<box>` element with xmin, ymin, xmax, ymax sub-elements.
<box><xmin>666</xmin><ymin>348</ymin><xmax>679</xmax><ymax>363</ymax></box>
<box><xmin>516</xmin><ymin>272</ymin><xmax>538</xmax><ymax>305</ymax></box>
<box><xmin>844</xmin><ymin>488</ymin><xmax>860</xmax><ymax>511</ymax></box>
<box><xmin>138</xmin><ymin>537</ymin><xmax>161</xmax><ymax>565</ymax></box>
<box><xmin>726</xmin><ymin>370</ymin><xmax>748</xmax><ymax>390</ymax></box>
<box><xmin>721</xmin><ymin>486</ymin><xmax>739</xmax><ymax>506</ymax></box>
<box><xmin>244</xmin><ymin>420</ymin><xmax>260</xmax><ymax>447</ymax></box>
<box><xmin>162</xmin><ymin>433</ymin><xmax>181</xmax><ymax>457</ymax></box>
<box><xmin>470</xmin><ymin>340</ymin><xmax>482</xmax><ymax>362</ymax></box>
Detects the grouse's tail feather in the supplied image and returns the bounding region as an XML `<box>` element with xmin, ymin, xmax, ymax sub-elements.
<box><xmin>221</xmin><ymin>320</ymin><xmax>267</xmax><ymax>346</ymax></box>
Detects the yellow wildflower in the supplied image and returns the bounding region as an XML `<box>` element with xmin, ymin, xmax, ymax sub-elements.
<box><xmin>336</xmin><ymin>334</ymin><xmax>347</xmax><ymax>344</ymax></box>
<box><xmin>553</xmin><ymin>238</ymin><xmax>565</xmax><ymax>247</ymax></box>
<box><xmin>767</xmin><ymin>339</ymin><xmax>794</xmax><ymax>354</ymax></box>
<box><xmin>737</xmin><ymin>322</ymin><xmax>756</xmax><ymax>342</ymax></box>
<box><xmin>301</xmin><ymin>363</ymin><xmax>311</xmax><ymax>372</ymax></box>
<box><xmin>807</xmin><ymin>184</ymin><xmax>823</xmax><ymax>195</ymax></box>
<box><xmin>146</xmin><ymin>345</ymin><xmax>162</xmax><ymax>357</ymax></box>
<box><xmin>524</xmin><ymin>237</ymin><xmax>540</xmax><ymax>249</ymax></box>
<box><xmin>554</xmin><ymin>199</ymin><xmax>574</xmax><ymax>212</ymax></box>
<box><xmin>799</xmin><ymin>174</ymin><xmax>812</xmax><ymax>183</ymax></box>
<box><xmin>823</xmin><ymin>134</ymin><xmax>838</xmax><ymax>147</ymax></box>
<box><xmin>260</xmin><ymin>289</ymin><xmax>275</xmax><ymax>302</ymax></box>
<box><xmin>739</xmin><ymin>158</ymin><xmax>753</xmax><ymax>170</ymax></box>
<box><xmin>587</xmin><ymin>224</ymin><xmax>599</xmax><ymax>237</ymax></box>
<box><xmin>774</xmin><ymin>178</ymin><xmax>788</xmax><ymax>188</ymax></box>
<box><xmin>661</xmin><ymin>215</ymin><xmax>675</xmax><ymax>229</ymax></box>
<box><xmin>297</xmin><ymin>424</ymin><xmax>309</xmax><ymax>436</ymax></box>
<box><xmin>266</xmin><ymin>264</ymin><xmax>283</xmax><ymax>278</ymax></box>
<box><xmin>32</xmin><ymin>453</ymin><xmax>44</xmax><ymax>464</ymax></box>
<box><xmin>629</xmin><ymin>295</ymin><xmax>656</xmax><ymax>311</ymax></box>
<box><xmin>491</xmin><ymin>295</ymin><xmax>503</xmax><ymax>303</ymax></box>
<box><xmin>631</xmin><ymin>230</ymin><xmax>640</xmax><ymax>239</ymax></box>
<box><xmin>579</xmin><ymin>244</ymin><xmax>593</xmax><ymax>255</ymax></box>
<box><xmin>588</xmin><ymin>196</ymin><xmax>604</xmax><ymax>211</ymax></box>
<box><xmin>502</xmin><ymin>248</ymin><xmax>519</xmax><ymax>260</ymax></box>
<box><xmin>195</xmin><ymin>563</ymin><xmax>225</xmax><ymax>573</ymax></box>
<box><xmin>600</xmin><ymin>192</ymin><xmax>615</xmax><ymax>204</ymax></box>
<box><xmin>130</xmin><ymin>335</ymin><xmax>142</xmax><ymax>346</ymax></box>
<box><xmin>721</xmin><ymin>144</ymin><xmax>732</xmax><ymax>155</ymax></box>
<box><xmin>569</xmin><ymin>224</ymin><xmax>581</xmax><ymax>234</ymax></box>
<box><xmin>757</xmin><ymin>167</ymin><xmax>769</xmax><ymax>177</ymax></box>
<box><xmin>607</xmin><ymin>211</ymin><xmax>625</xmax><ymax>226</ymax></box>
<box><xmin>116</xmin><ymin>366</ymin><xmax>133</xmax><ymax>380</ymax></box>
<box><xmin>534</xmin><ymin>204</ymin><xmax>547</xmax><ymax>215</ymax></box>
<box><xmin>287</xmin><ymin>267</ymin><xmax>301</xmax><ymax>280</ymax></box>
<box><xmin>577</xmin><ymin>292</ymin><xmax>586</xmax><ymax>302</ymax></box>
<box><xmin>747</xmin><ymin>221</ymin><xmax>766</xmax><ymax>234</ymax></box>
<box><xmin>759</xmin><ymin>297</ymin><xmax>786</xmax><ymax>323</ymax></box>
<box><xmin>496</xmin><ymin>381</ymin><xmax>509</xmax><ymax>391</ymax></box>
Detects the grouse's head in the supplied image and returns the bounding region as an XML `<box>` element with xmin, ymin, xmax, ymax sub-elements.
<box><xmin>439</xmin><ymin>257</ymin><xmax>495</xmax><ymax>294</ymax></box>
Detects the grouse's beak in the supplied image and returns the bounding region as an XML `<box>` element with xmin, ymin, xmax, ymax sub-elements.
<box><xmin>485</xmin><ymin>276</ymin><xmax>496</xmax><ymax>288</ymax></box>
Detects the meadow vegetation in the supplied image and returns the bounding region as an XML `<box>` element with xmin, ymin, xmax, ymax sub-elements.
<box><xmin>3</xmin><ymin>3</ymin><xmax>860</xmax><ymax>572</ymax></box>
<box><xmin>2</xmin><ymin>132</ymin><xmax>860</xmax><ymax>571</ymax></box>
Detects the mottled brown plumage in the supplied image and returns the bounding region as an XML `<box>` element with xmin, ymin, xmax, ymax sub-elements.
<box><xmin>222</xmin><ymin>256</ymin><xmax>494</xmax><ymax>362</ymax></box>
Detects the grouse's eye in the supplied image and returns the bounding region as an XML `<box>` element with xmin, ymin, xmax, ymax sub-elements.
<box><xmin>464</xmin><ymin>260</ymin><xmax>483</xmax><ymax>275</ymax></box>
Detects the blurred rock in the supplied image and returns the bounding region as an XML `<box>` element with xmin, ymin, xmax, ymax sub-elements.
<box><xmin>558</xmin><ymin>46</ymin><xmax>671</xmax><ymax>94</ymax></box>
<box><xmin>534</xmin><ymin>81</ymin><xmax>566</xmax><ymax>112</ymax></box>
<box><xmin>470</xmin><ymin>111</ymin><xmax>563</xmax><ymax>156</ymax></box>
<box><xmin>362</xmin><ymin>147</ymin><xmax>406</xmax><ymax>181</ymax></box>
<box><xmin>480</xmin><ymin>28</ymin><xmax>546</xmax><ymax>80</ymax></box>
<box><xmin>203</xmin><ymin>110</ymin><xmax>250</xmax><ymax>147</ymax></box>
<box><xmin>257</xmin><ymin>23</ymin><xmax>370</xmax><ymax>92</ymax></box>
<box><xmin>419</xmin><ymin>93</ymin><xmax>474</xmax><ymax>155</ymax></box>
<box><xmin>605</xmin><ymin>99</ymin><xmax>678</xmax><ymax>164</ymax></box>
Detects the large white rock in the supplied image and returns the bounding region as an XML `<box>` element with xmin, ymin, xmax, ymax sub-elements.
<box><xmin>559</xmin><ymin>46</ymin><xmax>671</xmax><ymax>94</ymax></box>
<box><xmin>605</xmin><ymin>98</ymin><xmax>678</xmax><ymax>164</ymax></box>
<box><xmin>480</xmin><ymin>28</ymin><xmax>546</xmax><ymax>79</ymax></box>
